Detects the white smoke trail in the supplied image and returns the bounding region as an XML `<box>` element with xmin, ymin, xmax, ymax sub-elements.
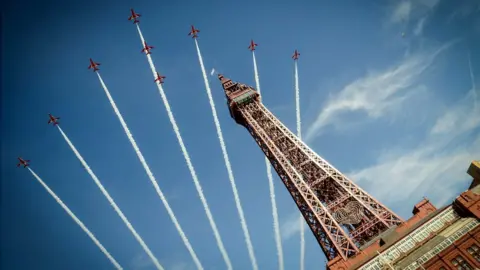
<box><xmin>294</xmin><ymin>61</ymin><xmax>302</xmax><ymax>140</ymax></box>
<box><xmin>299</xmin><ymin>214</ymin><xmax>305</xmax><ymax>270</ymax></box>
<box><xmin>195</xmin><ymin>38</ymin><xmax>258</xmax><ymax>270</ymax></box>
<box><xmin>267</xmin><ymin>163</ymin><xmax>283</xmax><ymax>270</ymax></box>
<box><xmin>135</xmin><ymin>25</ymin><xmax>232</xmax><ymax>270</ymax></box>
<box><xmin>27</xmin><ymin>167</ymin><xmax>122</xmax><ymax>270</ymax></box>
<box><xmin>96</xmin><ymin>72</ymin><xmax>203</xmax><ymax>270</ymax></box>
<box><xmin>252</xmin><ymin>51</ymin><xmax>284</xmax><ymax>270</ymax></box>
<box><xmin>56</xmin><ymin>126</ymin><xmax>164</xmax><ymax>270</ymax></box>
<box><xmin>295</xmin><ymin>60</ymin><xmax>305</xmax><ymax>270</ymax></box>
<box><xmin>252</xmin><ymin>52</ymin><xmax>261</xmax><ymax>93</ymax></box>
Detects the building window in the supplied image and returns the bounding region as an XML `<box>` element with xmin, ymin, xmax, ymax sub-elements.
<box><xmin>451</xmin><ymin>255</ymin><xmax>473</xmax><ymax>270</ymax></box>
<box><xmin>439</xmin><ymin>267</ymin><xmax>446</xmax><ymax>270</ymax></box>
<box><xmin>467</xmin><ymin>244</ymin><xmax>480</xmax><ymax>263</ymax></box>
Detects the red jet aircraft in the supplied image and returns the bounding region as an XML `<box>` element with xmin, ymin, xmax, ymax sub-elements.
<box><xmin>88</xmin><ymin>58</ymin><xmax>100</xmax><ymax>72</ymax></box>
<box><xmin>17</xmin><ymin>157</ymin><xmax>30</xmax><ymax>168</ymax></box>
<box><xmin>248</xmin><ymin>40</ymin><xmax>258</xmax><ymax>51</ymax></box>
<box><xmin>188</xmin><ymin>25</ymin><xmax>200</xmax><ymax>38</ymax></box>
<box><xmin>141</xmin><ymin>41</ymin><xmax>154</xmax><ymax>55</ymax></box>
<box><xmin>48</xmin><ymin>114</ymin><xmax>60</xmax><ymax>126</ymax></box>
<box><xmin>154</xmin><ymin>72</ymin><xmax>166</xmax><ymax>84</ymax></box>
<box><xmin>292</xmin><ymin>50</ymin><xmax>300</xmax><ymax>60</ymax></box>
<box><xmin>128</xmin><ymin>9</ymin><xmax>141</xmax><ymax>24</ymax></box>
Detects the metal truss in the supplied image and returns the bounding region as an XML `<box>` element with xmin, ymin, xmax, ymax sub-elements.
<box><xmin>218</xmin><ymin>74</ymin><xmax>403</xmax><ymax>260</ymax></box>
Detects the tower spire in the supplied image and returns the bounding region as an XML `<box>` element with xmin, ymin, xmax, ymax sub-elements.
<box><xmin>218</xmin><ymin>73</ymin><xmax>226</xmax><ymax>81</ymax></box>
<box><xmin>218</xmin><ymin>75</ymin><xmax>403</xmax><ymax>261</ymax></box>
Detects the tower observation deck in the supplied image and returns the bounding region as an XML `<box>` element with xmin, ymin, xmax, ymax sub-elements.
<box><xmin>217</xmin><ymin>74</ymin><xmax>404</xmax><ymax>261</ymax></box>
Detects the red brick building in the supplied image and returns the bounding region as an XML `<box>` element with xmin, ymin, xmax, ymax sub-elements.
<box><xmin>328</xmin><ymin>161</ymin><xmax>480</xmax><ymax>270</ymax></box>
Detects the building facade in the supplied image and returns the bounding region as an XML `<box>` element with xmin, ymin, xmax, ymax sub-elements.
<box><xmin>328</xmin><ymin>161</ymin><xmax>480</xmax><ymax>270</ymax></box>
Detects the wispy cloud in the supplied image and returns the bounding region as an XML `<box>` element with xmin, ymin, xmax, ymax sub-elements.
<box><xmin>389</xmin><ymin>0</ymin><xmax>439</xmax><ymax>24</ymax></box>
<box><xmin>130</xmin><ymin>252</ymin><xmax>154</xmax><ymax>270</ymax></box>
<box><xmin>413</xmin><ymin>17</ymin><xmax>427</xmax><ymax>36</ymax></box>
<box><xmin>210</xmin><ymin>68</ymin><xmax>216</xmax><ymax>76</ymax></box>
<box><xmin>447</xmin><ymin>0</ymin><xmax>480</xmax><ymax>23</ymax></box>
<box><xmin>391</xmin><ymin>1</ymin><xmax>412</xmax><ymax>24</ymax></box>
<box><xmin>388</xmin><ymin>0</ymin><xmax>439</xmax><ymax>38</ymax></box>
<box><xmin>430</xmin><ymin>90</ymin><xmax>479</xmax><ymax>136</ymax></box>
<box><xmin>280</xmin><ymin>211</ymin><xmax>302</xmax><ymax>241</ymax></box>
<box><xmin>305</xmin><ymin>41</ymin><xmax>456</xmax><ymax>142</ymax></box>
<box><xmin>349</xmin><ymin>134</ymin><xmax>479</xmax><ymax>209</ymax></box>
<box><xmin>349</xmin><ymin>56</ymin><xmax>480</xmax><ymax>211</ymax></box>
<box><xmin>431</xmin><ymin>53</ymin><xmax>479</xmax><ymax>135</ymax></box>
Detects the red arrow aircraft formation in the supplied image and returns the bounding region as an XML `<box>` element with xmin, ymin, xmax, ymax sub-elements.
<box><xmin>17</xmin><ymin>8</ymin><xmax>301</xmax><ymax>170</ymax></box>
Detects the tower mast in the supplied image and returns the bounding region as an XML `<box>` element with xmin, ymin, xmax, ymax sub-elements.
<box><xmin>217</xmin><ymin>74</ymin><xmax>403</xmax><ymax>260</ymax></box>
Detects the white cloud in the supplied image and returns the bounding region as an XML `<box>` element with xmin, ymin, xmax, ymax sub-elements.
<box><xmin>413</xmin><ymin>17</ymin><xmax>427</xmax><ymax>36</ymax></box>
<box><xmin>305</xmin><ymin>41</ymin><xmax>455</xmax><ymax>142</ymax></box>
<box><xmin>210</xmin><ymin>68</ymin><xmax>216</xmax><ymax>76</ymax></box>
<box><xmin>431</xmin><ymin>54</ymin><xmax>479</xmax><ymax>135</ymax></box>
<box><xmin>130</xmin><ymin>253</ymin><xmax>154</xmax><ymax>270</ymax></box>
<box><xmin>280</xmin><ymin>212</ymin><xmax>303</xmax><ymax>241</ymax></box>
<box><xmin>388</xmin><ymin>0</ymin><xmax>439</xmax><ymax>37</ymax></box>
<box><xmin>349</xmin><ymin>135</ymin><xmax>479</xmax><ymax>208</ymax></box>
<box><xmin>349</xmin><ymin>56</ymin><xmax>480</xmax><ymax>210</ymax></box>
<box><xmin>391</xmin><ymin>1</ymin><xmax>412</xmax><ymax>24</ymax></box>
<box><xmin>447</xmin><ymin>0</ymin><xmax>480</xmax><ymax>23</ymax></box>
<box><xmin>430</xmin><ymin>90</ymin><xmax>480</xmax><ymax>135</ymax></box>
<box><xmin>389</xmin><ymin>0</ymin><xmax>439</xmax><ymax>24</ymax></box>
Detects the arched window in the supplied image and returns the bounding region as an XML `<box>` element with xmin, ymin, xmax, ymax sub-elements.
<box><xmin>451</xmin><ymin>255</ymin><xmax>473</xmax><ymax>270</ymax></box>
<box><xmin>466</xmin><ymin>244</ymin><xmax>480</xmax><ymax>263</ymax></box>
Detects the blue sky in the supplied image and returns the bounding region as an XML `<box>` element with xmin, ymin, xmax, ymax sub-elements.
<box><xmin>2</xmin><ymin>0</ymin><xmax>479</xmax><ymax>269</ymax></box>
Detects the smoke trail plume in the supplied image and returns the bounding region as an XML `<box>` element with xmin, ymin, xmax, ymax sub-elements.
<box><xmin>195</xmin><ymin>38</ymin><xmax>258</xmax><ymax>270</ymax></box>
<box><xmin>252</xmin><ymin>51</ymin><xmax>284</xmax><ymax>270</ymax></box>
<box><xmin>299</xmin><ymin>217</ymin><xmax>305</xmax><ymax>270</ymax></box>
<box><xmin>134</xmin><ymin>25</ymin><xmax>213</xmax><ymax>270</ymax></box>
<box><xmin>252</xmin><ymin>52</ymin><xmax>261</xmax><ymax>93</ymax></box>
<box><xmin>294</xmin><ymin>61</ymin><xmax>302</xmax><ymax>140</ymax></box>
<box><xmin>56</xmin><ymin>126</ymin><xmax>164</xmax><ymax>270</ymax></box>
<box><xmin>96</xmin><ymin>71</ymin><xmax>203</xmax><ymax>270</ymax></box>
<box><xmin>27</xmin><ymin>167</ymin><xmax>122</xmax><ymax>270</ymax></box>
<box><xmin>294</xmin><ymin>60</ymin><xmax>305</xmax><ymax>270</ymax></box>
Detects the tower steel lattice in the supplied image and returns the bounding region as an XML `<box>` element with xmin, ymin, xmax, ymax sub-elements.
<box><xmin>217</xmin><ymin>74</ymin><xmax>404</xmax><ymax>261</ymax></box>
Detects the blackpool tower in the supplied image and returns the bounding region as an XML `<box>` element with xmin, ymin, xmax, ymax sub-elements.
<box><xmin>217</xmin><ymin>74</ymin><xmax>404</xmax><ymax>262</ymax></box>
